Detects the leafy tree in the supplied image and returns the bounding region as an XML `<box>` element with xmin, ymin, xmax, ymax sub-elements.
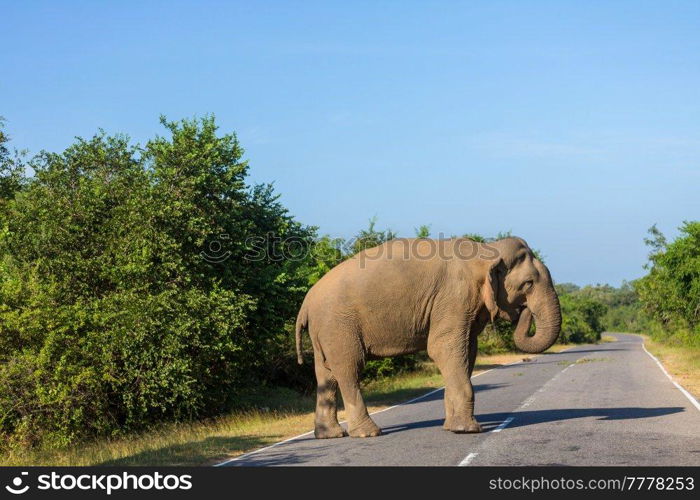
<box><xmin>643</xmin><ymin>223</ymin><xmax>668</xmax><ymax>260</ymax></box>
<box><xmin>303</xmin><ymin>236</ymin><xmax>345</xmax><ymax>285</ymax></box>
<box><xmin>636</xmin><ymin>222</ymin><xmax>700</xmax><ymax>329</ymax></box>
<box><xmin>352</xmin><ymin>217</ymin><xmax>397</xmax><ymax>254</ymax></box>
<box><xmin>0</xmin><ymin>117</ymin><xmax>314</xmax><ymax>447</ymax></box>
<box><xmin>493</xmin><ymin>230</ymin><xmax>513</xmax><ymax>240</ymax></box>
<box><xmin>556</xmin><ymin>283</ymin><xmax>581</xmax><ymax>295</ymax></box>
<box><xmin>462</xmin><ymin>233</ymin><xmax>486</xmax><ymax>242</ymax></box>
<box><xmin>558</xmin><ymin>294</ymin><xmax>607</xmax><ymax>343</ymax></box>
<box><xmin>0</xmin><ymin>119</ymin><xmax>25</xmax><ymax>213</ymax></box>
<box><xmin>414</xmin><ymin>224</ymin><xmax>431</xmax><ymax>238</ymax></box>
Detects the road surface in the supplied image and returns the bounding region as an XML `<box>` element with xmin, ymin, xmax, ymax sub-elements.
<box><xmin>218</xmin><ymin>333</ymin><xmax>700</xmax><ymax>466</ymax></box>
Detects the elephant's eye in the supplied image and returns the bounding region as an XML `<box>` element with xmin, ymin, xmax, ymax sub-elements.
<box><xmin>521</xmin><ymin>280</ymin><xmax>534</xmax><ymax>291</ymax></box>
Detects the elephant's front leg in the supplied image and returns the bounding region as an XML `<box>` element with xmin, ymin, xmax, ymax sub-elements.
<box><xmin>467</xmin><ymin>331</ymin><xmax>478</xmax><ymax>379</ymax></box>
<box><xmin>428</xmin><ymin>330</ymin><xmax>482</xmax><ymax>434</ymax></box>
<box><xmin>442</xmin><ymin>333</ymin><xmax>478</xmax><ymax>430</ymax></box>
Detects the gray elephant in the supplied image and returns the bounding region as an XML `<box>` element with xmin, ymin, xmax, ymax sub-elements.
<box><xmin>295</xmin><ymin>237</ymin><xmax>561</xmax><ymax>438</ymax></box>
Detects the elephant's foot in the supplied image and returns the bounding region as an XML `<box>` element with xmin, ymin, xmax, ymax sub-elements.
<box><xmin>314</xmin><ymin>421</ymin><xmax>346</xmax><ymax>439</ymax></box>
<box><xmin>448</xmin><ymin>418</ymin><xmax>482</xmax><ymax>434</ymax></box>
<box><xmin>348</xmin><ymin>417</ymin><xmax>382</xmax><ymax>438</ymax></box>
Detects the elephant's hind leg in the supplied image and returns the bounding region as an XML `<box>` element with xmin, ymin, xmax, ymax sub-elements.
<box><xmin>316</xmin><ymin>323</ymin><xmax>381</xmax><ymax>438</ymax></box>
<box><xmin>328</xmin><ymin>347</ymin><xmax>381</xmax><ymax>437</ymax></box>
<box><xmin>313</xmin><ymin>354</ymin><xmax>345</xmax><ymax>439</ymax></box>
<box><xmin>335</xmin><ymin>373</ymin><xmax>382</xmax><ymax>438</ymax></box>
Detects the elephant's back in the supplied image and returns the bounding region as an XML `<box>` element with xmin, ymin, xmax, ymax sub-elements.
<box><xmin>304</xmin><ymin>239</ymin><xmax>449</xmax><ymax>353</ymax></box>
<box><xmin>308</xmin><ymin>239</ymin><xmax>447</xmax><ymax>295</ymax></box>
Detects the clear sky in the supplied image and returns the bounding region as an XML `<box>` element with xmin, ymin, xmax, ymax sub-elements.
<box><xmin>2</xmin><ymin>1</ymin><xmax>699</xmax><ymax>286</ymax></box>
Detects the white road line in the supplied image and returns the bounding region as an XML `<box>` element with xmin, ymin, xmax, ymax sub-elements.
<box><xmin>458</xmin><ymin>452</ymin><xmax>479</xmax><ymax>466</ymax></box>
<box><xmin>216</xmin><ymin>346</ymin><xmax>583</xmax><ymax>466</ymax></box>
<box><xmin>491</xmin><ymin>416</ymin><xmax>514</xmax><ymax>433</ymax></box>
<box><xmin>641</xmin><ymin>340</ymin><xmax>700</xmax><ymax>412</ymax></box>
<box><xmin>519</xmin><ymin>396</ymin><xmax>536</xmax><ymax>409</ymax></box>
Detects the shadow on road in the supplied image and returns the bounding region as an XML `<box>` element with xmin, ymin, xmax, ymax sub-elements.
<box><xmin>484</xmin><ymin>407</ymin><xmax>686</xmax><ymax>428</ymax></box>
<box><xmin>381</xmin><ymin>407</ymin><xmax>685</xmax><ymax>435</ymax></box>
<box><xmin>474</xmin><ymin>383</ymin><xmax>508</xmax><ymax>393</ymax></box>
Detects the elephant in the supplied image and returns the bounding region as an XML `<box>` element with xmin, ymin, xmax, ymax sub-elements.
<box><xmin>295</xmin><ymin>237</ymin><xmax>561</xmax><ymax>438</ymax></box>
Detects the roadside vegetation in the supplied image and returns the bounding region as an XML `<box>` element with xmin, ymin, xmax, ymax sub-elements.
<box><xmin>0</xmin><ymin>117</ymin><xmax>696</xmax><ymax>463</ymax></box>
<box><xmin>640</xmin><ymin>335</ymin><xmax>700</xmax><ymax>399</ymax></box>
<box><xmin>555</xmin><ymin>223</ymin><xmax>700</xmax><ymax>398</ymax></box>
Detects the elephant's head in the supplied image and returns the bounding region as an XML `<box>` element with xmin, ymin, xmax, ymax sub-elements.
<box><xmin>481</xmin><ymin>237</ymin><xmax>561</xmax><ymax>353</ymax></box>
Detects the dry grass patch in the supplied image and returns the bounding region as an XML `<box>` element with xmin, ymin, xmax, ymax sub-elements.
<box><xmin>641</xmin><ymin>334</ymin><xmax>700</xmax><ymax>400</ymax></box>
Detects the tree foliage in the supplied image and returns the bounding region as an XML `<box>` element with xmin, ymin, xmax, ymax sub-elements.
<box><xmin>558</xmin><ymin>293</ymin><xmax>606</xmax><ymax>343</ymax></box>
<box><xmin>352</xmin><ymin>217</ymin><xmax>397</xmax><ymax>254</ymax></box>
<box><xmin>0</xmin><ymin>117</ymin><xmax>313</xmax><ymax>447</ymax></box>
<box><xmin>634</xmin><ymin>222</ymin><xmax>700</xmax><ymax>346</ymax></box>
<box><xmin>636</xmin><ymin>222</ymin><xmax>700</xmax><ymax>328</ymax></box>
<box><xmin>0</xmin><ymin>119</ymin><xmax>25</xmax><ymax>213</ymax></box>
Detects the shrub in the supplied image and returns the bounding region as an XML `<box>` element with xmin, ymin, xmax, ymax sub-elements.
<box><xmin>0</xmin><ymin>117</ymin><xmax>314</xmax><ymax>447</ymax></box>
<box><xmin>558</xmin><ymin>294</ymin><xmax>606</xmax><ymax>344</ymax></box>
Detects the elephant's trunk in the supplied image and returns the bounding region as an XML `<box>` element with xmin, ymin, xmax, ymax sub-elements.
<box><xmin>512</xmin><ymin>286</ymin><xmax>561</xmax><ymax>354</ymax></box>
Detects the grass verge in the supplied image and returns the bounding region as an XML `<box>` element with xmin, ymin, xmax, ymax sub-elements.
<box><xmin>0</xmin><ymin>344</ymin><xmax>575</xmax><ymax>467</ymax></box>
<box><xmin>640</xmin><ymin>334</ymin><xmax>700</xmax><ymax>401</ymax></box>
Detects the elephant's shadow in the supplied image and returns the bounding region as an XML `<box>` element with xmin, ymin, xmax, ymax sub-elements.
<box><xmin>380</xmin><ymin>406</ymin><xmax>686</xmax><ymax>434</ymax></box>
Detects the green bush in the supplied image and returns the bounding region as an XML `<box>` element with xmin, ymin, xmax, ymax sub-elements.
<box><xmin>558</xmin><ymin>294</ymin><xmax>606</xmax><ymax>344</ymax></box>
<box><xmin>628</xmin><ymin>222</ymin><xmax>700</xmax><ymax>348</ymax></box>
<box><xmin>0</xmin><ymin>117</ymin><xmax>314</xmax><ymax>448</ymax></box>
<box><xmin>362</xmin><ymin>355</ymin><xmax>424</xmax><ymax>380</ymax></box>
<box><xmin>636</xmin><ymin>222</ymin><xmax>700</xmax><ymax>330</ymax></box>
<box><xmin>477</xmin><ymin>319</ymin><xmax>517</xmax><ymax>354</ymax></box>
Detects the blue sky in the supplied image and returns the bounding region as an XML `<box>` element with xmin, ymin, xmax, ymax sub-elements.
<box><xmin>2</xmin><ymin>1</ymin><xmax>699</xmax><ymax>286</ymax></box>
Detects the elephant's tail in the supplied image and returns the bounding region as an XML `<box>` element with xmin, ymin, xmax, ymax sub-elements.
<box><xmin>295</xmin><ymin>301</ymin><xmax>308</xmax><ymax>365</ymax></box>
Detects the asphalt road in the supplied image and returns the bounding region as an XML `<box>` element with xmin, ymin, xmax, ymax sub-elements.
<box><xmin>219</xmin><ymin>333</ymin><xmax>700</xmax><ymax>466</ymax></box>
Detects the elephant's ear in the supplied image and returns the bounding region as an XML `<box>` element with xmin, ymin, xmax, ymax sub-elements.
<box><xmin>482</xmin><ymin>258</ymin><xmax>502</xmax><ymax>322</ymax></box>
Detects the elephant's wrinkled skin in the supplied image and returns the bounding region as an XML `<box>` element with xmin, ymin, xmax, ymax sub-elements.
<box><xmin>295</xmin><ymin>237</ymin><xmax>561</xmax><ymax>438</ymax></box>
